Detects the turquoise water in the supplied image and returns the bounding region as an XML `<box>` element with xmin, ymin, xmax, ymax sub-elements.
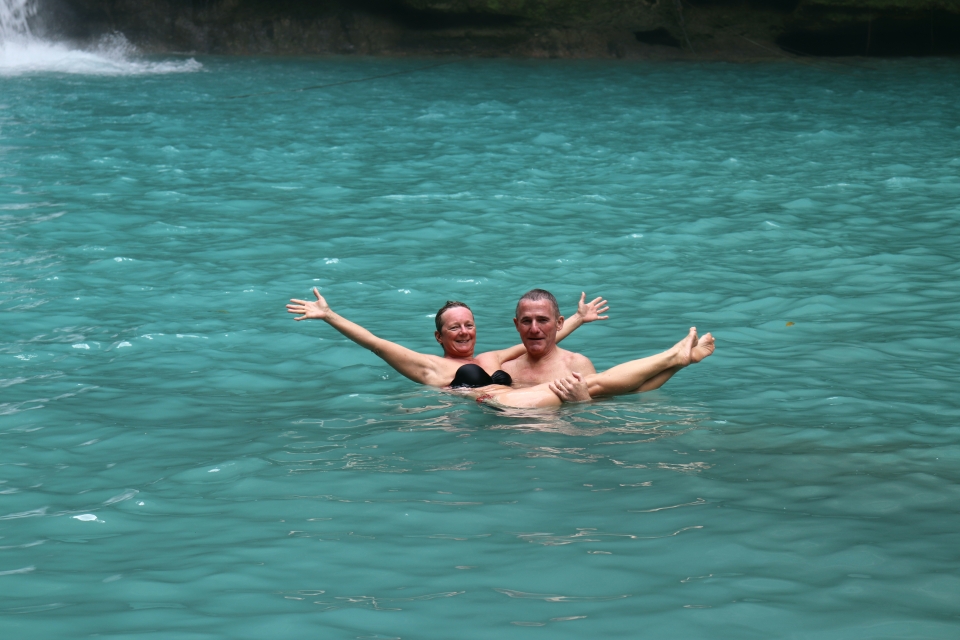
<box><xmin>3</xmin><ymin>56</ymin><xmax>960</xmax><ymax>638</ymax></box>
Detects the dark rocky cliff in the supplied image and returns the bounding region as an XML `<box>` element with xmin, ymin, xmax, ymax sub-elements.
<box><xmin>47</xmin><ymin>0</ymin><xmax>960</xmax><ymax>58</ymax></box>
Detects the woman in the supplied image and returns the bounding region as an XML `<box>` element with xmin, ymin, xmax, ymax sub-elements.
<box><xmin>286</xmin><ymin>288</ymin><xmax>609</xmax><ymax>388</ymax></box>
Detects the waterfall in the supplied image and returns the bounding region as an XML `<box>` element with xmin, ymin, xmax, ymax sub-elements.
<box><xmin>0</xmin><ymin>0</ymin><xmax>37</xmax><ymax>45</ymax></box>
<box><xmin>0</xmin><ymin>0</ymin><xmax>200</xmax><ymax>75</ymax></box>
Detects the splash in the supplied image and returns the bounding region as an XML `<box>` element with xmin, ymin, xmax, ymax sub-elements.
<box><xmin>0</xmin><ymin>0</ymin><xmax>200</xmax><ymax>75</ymax></box>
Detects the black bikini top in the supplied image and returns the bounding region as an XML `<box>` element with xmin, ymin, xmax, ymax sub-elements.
<box><xmin>450</xmin><ymin>363</ymin><xmax>513</xmax><ymax>388</ymax></box>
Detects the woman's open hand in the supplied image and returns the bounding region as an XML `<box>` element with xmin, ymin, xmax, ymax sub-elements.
<box><xmin>286</xmin><ymin>287</ymin><xmax>331</xmax><ymax>321</ymax></box>
<box><xmin>577</xmin><ymin>292</ymin><xmax>609</xmax><ymax>323</ymax></box>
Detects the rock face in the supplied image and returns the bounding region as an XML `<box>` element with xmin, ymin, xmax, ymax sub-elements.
<box><xmin>46</xmin><ymin>0</ymin><xmax>960</xmax><ymax>58</ymax></box>
<box><xmin>782</xmin><ymin>0</ymin><xmax>960</xmax><ymax>55</ymax></box>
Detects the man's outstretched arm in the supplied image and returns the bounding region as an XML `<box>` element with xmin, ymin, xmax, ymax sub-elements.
<box><xmin>287</xmin><ymin>288</ymin><xmax>449</xmax><ymax>387</ymax></box>
<box><xmin>490</xmin><ymin>292</ymin><xmax>609</xmax><ymax>366</ymax></box>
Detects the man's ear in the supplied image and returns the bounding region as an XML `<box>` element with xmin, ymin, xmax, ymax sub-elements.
<box><xmin>435</xmin><ymin>331</ymin><xmax>442</xmax><ymax>343</ymax></box>
<box><xmin>513</xmin><ymin>317</ymin><xmax>519</xmax><ymax>330</ymax></box>
<box><xmin>556</xmin><ymin>315</ymin><xmax>565</xmax><ymax>329</ymax></box>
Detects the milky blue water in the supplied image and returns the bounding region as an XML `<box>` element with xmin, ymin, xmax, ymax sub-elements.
<box><xmin>2</xmin><ymin>56</ymin><xmax>960</xmax><ymax>638</ymax></box>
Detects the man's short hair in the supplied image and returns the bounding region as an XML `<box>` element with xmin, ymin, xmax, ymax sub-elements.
<box><xmin>435</xmin><ymin>301</ymin><xmax>472</xmax><ymax>332</ymax></box>
<box><xmin>515</xmin><ymin>289</ymin><xmax>560</xmax><ymax>319</ymax></box>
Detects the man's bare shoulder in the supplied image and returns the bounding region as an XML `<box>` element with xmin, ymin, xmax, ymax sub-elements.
<box><xmin>560</xmin><ymin>349</ymin><xmax>596</xmax><ymax>373</ymax></box>
<box><xmin>554</xmin><ymin>346</ymin><xmax>586</xmax><ymax>361</ymax></box>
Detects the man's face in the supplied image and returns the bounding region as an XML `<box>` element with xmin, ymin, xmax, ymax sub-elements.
<box><xmin>435</xmin><ymin>307</ymin><xmax>477</xmax><ymax>358</ymax></box>
<box><xmin>514</xmin><ymin>299</ymin><xmax>562</xmax><ymax>358</ymax></box>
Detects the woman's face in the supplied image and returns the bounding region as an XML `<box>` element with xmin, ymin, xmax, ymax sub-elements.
<box><xmin>435</xmin><ymin>307</ymin><xmax>477</xmax><ymax>358</ymax></box>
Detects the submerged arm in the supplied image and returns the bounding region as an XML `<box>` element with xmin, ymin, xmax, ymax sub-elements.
<box><xmin>287</xmin><ymin>288</ymin><xmax>449</xmax><ymax>387</ymax></box>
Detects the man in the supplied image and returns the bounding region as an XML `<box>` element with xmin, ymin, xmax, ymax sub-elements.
<box><xmin>500</xmin><ymin>289</ymin><xmax>700</xmax><ymax>403</ymax></box>
<box><xmin>501</xmin><ymin>289</ymin><xmax>597</xmax><ymax>387</ymax></box>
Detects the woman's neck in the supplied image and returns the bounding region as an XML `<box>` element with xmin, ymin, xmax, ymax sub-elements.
<box><xmin>443</xmin><ymin>352</ymin><xmax>476</xmax><ymax>362</ymax></box>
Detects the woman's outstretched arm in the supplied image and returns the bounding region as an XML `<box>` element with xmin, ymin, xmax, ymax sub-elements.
<box><xmin>287</xmin><ymin>288</ymin><xmax>451</xmax><ymax>387</ymax></box>
<box><xmin>486</xmin><ymin>292</ymin><xmax>609</xmax><ymax>366</ymax></box>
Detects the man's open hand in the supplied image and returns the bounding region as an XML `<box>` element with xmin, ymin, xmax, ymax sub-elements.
<box><xmin>286</xmin><ymin>287</ymin><xmax>331</xmax><ymax>321</ymax></box>
<box><xmin>549</xmin><ymin>371</ymin><xmax>591</xmax><ymax>403</ymax></box>
<box><xmin>578</xmin><ymin>292</ymin><xmax>609</xmax><ymax>323</ymax></box>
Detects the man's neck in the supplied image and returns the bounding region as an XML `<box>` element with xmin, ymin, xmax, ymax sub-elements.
<box><xmin>523</xmin><ymin>344</ymin><xmax>559</xmax><ymax>366</ymax></box>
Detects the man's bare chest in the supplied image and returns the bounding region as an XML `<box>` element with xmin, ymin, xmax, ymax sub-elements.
<box><xmin>503</xmin><ymin>358</ymin><xmax>575</xmax><ymax>387</ymax></box>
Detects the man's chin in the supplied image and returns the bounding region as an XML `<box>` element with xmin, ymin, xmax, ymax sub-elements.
<box><xmin>524</xmin><ymin>341</ymin><xmax>547</xmax><ymax>355</ymax></box>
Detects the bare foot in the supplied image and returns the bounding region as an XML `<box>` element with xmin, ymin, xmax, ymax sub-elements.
<box><xmin>691</xmin><ymin>332</ymin><xmax>715</xmax><ymax>363</ymax></box>
<box><xmin>674</xmin><ymin>327</ymin><xmax>698</xmax><ymax>367</ymax></box>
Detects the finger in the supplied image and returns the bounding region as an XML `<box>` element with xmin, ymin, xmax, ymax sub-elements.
<box><xmin>580</xmin><ymin>292</ymin><xmax>586</xmax><ymax>304</ymax></box>
<box><xmin>590</xmin><ymin>297</ymin><xmax>603</xmax><ymax>305</ymax></box>
<box><xmin>290</xmin><ymin>299</ymin><xmax>308</xmax><ymax>304</ymax></box>
<box><xmin>572</xmin><ymin>372</ymin><xmax>583</xmax><ymax>381</ymax></box>
<box><xmin>597</xmin><ymin>306</ymin><xmax>609</xmax><ymax>314</ymax></box>
<box><xmin>295</xmin><ymin>315</ymin><xmax>305</xmax><ymax>321</ymax></box>
<box><xmin>313</xmin><ymin>287</ymin><xmax>321</xmax><ymax>300</ymax></box>
<box><xmin>598</xmin><ymin>315</ymin><xmax>609</xmax><ymax>320</ymax></box>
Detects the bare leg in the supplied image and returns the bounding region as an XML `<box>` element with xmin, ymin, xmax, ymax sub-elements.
<box><xmin>584</xmin><ymin>328</ymin><xmax>698</xmax><ymax>397</ymax></box>
<box><xmin>635</xmin><ymin>365</ymin><xmax>682</xmax><ymax>393</ymax></box>
<box><xmin>633</xmin><ymin>332</ymin><xmax>715</xmax><ymax>393</ymax></box>
<box><xmin>475</xmin><ymin>330</ymin><xmax>715</xmax><ymax>409</ymax></box>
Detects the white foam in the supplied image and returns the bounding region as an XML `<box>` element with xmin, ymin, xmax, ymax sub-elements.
<box><xmin>0</xmin><ymin>0</ymin><xmax>201</xmax><ymax>76</ymax></box>
<box><xmin>0</xmin><ymin>565</ymin><xmax>35</xmax><ymax>575</ymax></box>
<box><xmin>0</xmin><ymin>38</ymin><xmax>202</xmax><ymax>76</ymax></box>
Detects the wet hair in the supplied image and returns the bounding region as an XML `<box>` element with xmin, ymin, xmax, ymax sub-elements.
<box><xmin>515</xmin><ymin>288</ymin><xmax>560</xmax><ymax>319</ymax></box>
<box><xmin>435</xmin><ymin>300</ymin><xmax>472</xmax><ymax>332</ymax></box>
